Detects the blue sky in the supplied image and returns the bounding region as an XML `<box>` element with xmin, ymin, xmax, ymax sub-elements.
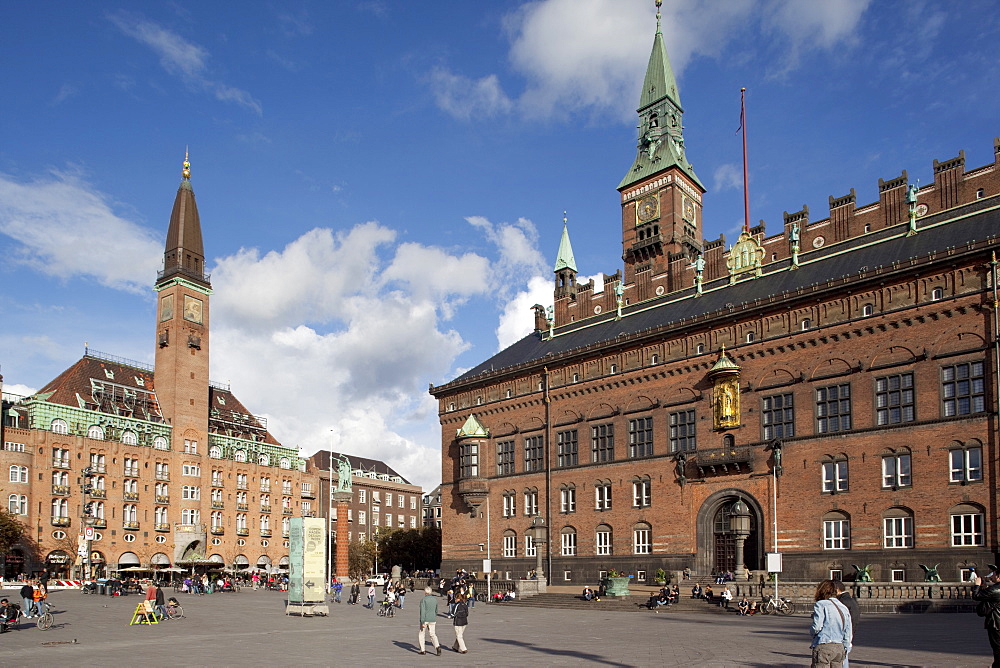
<box><xmin>1</xmin><ymin>0</ymin><xmax>998</xmax><ymax>490</ymax></box>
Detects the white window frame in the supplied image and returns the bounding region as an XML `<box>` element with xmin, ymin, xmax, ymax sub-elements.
<box><xmin>883</xmin><ymin>515</ymin><xmax>914</xmax><ymax>548</ymax></box>
<box><xmin>596</xmin><ymin>528</ymin><xmax>612</xmax><ymax>556</ymax></box>
<box><xmin>822</xmin><ymin>461</ymin><xmax>848</xmax><ymax>493</ymax></box>
<box><xmin>561</xmin><ymin>530</ymin><xmax>577</xmax><ymax>556</ymax></box>
<box><xmin>951</xmin><ymin>512</ymin><xmax>984</xmax><ymax>547</ymax></box>
<box><xmin>950</xmin><ymin>448</ymin><xmax>983</xmax><ymax>483</ymax></box>
<box><xmin>633</xmin><ymin>527</ymin><xmax>651</xmax><ymax>555</ymax></box>
<box><xmin>881</xmin><ymin>453</ymin><xmax>911</xmax><ymax>488</ymax></box>
<box><xmin>503</xmin><ymin>533</ymin><xmax>516</xmax><ymax>558</ymax></box>
<box><xmin>560</xmin><ymin>487</ymin><xmax>576</xmax><ymax>513</ymax></box>
<box><xmin>823</xmin><ymin>518</ymin><xmax>850</xmax><ymax>550</ymax></box>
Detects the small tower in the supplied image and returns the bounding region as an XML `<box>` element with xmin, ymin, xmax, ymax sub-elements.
<box><xmin>554</xmin><ymin>212</ymin><xmax>578</xmax><ymax>300</ymax></box>
<box><xmin>154</xmin><ymin>152</ymin><xmax>212</xmax><ymax>448</ymax></box>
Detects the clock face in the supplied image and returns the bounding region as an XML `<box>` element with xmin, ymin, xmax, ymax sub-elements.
<box><xmin>683</xmin><ymin>196</ymin><xmax>696</xmax><ymax>223</ymax></box>
<box><xmin>183</xmin><ymin>296</ymin><xmax>203</xmax><ymax>324</ymax></box>
<box><xmin>636</xmin><ymin>195</ymin><xmax>659</xmax><ymax>223</ymax></box>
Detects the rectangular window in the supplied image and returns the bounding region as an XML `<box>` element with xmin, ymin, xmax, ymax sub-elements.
<box><xmin>181</xmin><ymin>486</ymin><xmax>201</xmax><ymax>500</ymax></box>
<box><xmin>385</xmin><ymin>493</ymin><xmax>393</xmax><ymax>507</ymax></box>
<box><xmin>596</xmin><ymin>530</ymin><xmax>612</xmax><ymax>556</ymax></box>
<box><xmin>762</xmin><ymin>393</ymin><xmax>794</xmax><ymax>440</ymax></box>
<box><xmin>951</xmin><ymin>513</ymin><xmax>984</xmax><ymax>546</ymax></box>
<box><xmin>883</xmin><ymin>516</ymin><xmax>914</xmax><ymax>548</ymax></box>
<box><xmin>632</xmin><ymin>480</ymin><xmax>650</xmax><ymax>508</ymax></box>
<box><xmin>183</xmin><ymin>439</ymin><xmax>197</xmax><ymax>454</ymax></box>
<box><xmin>561</xmin><ymin>531</ymin><xmax>577</xmax><ymax>556</ymax></box>
<box><xmin>460</xmin><ymin>443</ymin><xmax>479</xmax><ymax>478</ymax></box>
<box><xmin>358</xmin><ymin>510</ymin><xmax>366</xmax><ymax>525</ymax></box>
<box><xmin>950</xmin><ymin>448</ymin><xmax>983</xmax><ymax>483</ymax></box>
<box><xmin>524</xmin><ymin>490</ymin><xmax>538</xmax><ymax>516</ymax></box>
<box><xmin>822</xmin><ymin>461</ymin><xmax>849</xmax><ymax>493</ymax></box>
<box><xmin>668</xmin><ymin>410</ymin><xmax>696</xmax><ymax>453</ymax></box>
<box><xmin>557</xmin><ymin>430</ymin><xmax>579</xmax><ymax>467</ymax></box>
<box><xmin>503</xmin><ymin>534</ymin><xmax>516</xmax><ymax>558</ymax></box>
<box><xmin>823</xmin><ymin>519</ymin><xmax>850</xmax><ymax>549</ymax></box>
<box><xmin>358</xmin><ymin>489</ymin><xmax>366</xmax><ymax>504</ymax></box>
<box><xmin>525</xmin><ymin>535</ymin><xmax>536</xmax><ymax>557</ymax></box>
<box><xmin>876</xmin><ymin>372</ymin><xmax>915</xmax><ymax>425</ymax></box>
<box><xmin>591</xmin><ymin>424</ymin><xmax>614</xmax><ymax>463</ymax></box>
<box><xmin>560</xmin><ymin>488</ymin><xmax>576</xmax><ymax>513</ymax></box>
<box><xmin>890</xmin><ymin>569</ymin><xmax>905</xmax><ymax>583</ymax></box>
<box><xmin>882</xmin><ymin>453</ymin><xmax>912</xmax><ymax>488</ymax></box>
<box><xmin>942</xmin><ymin>361</ymin><xmax>985</xmax><ymax>417</ymax></box>
<box><xmin>524</xmin><ymin>436</ymin><xmax>544</xmax><ymax>472</ymax></box>
<box><xmin>628</xmin><ymin>417</ymin><xmax>653</xmax><ymax>458</ymax></box>
<box><xmin>496</xmin><ymin>440</ymin><xmax>515</xmax><ymax>476</ymax></box>
<box><xmin>816</xmin><ymin>384</ymin><xmax>851</xmax><ymax>433</ymax></box>
<box><xmin>633</xmin><ymin>528</ymin><xmax>651</xmax><ymax>554</ymax></box>
<box><xmin>182</xmin><ymin>464</ymin><xmax>200</xmax><ymax>477</ymax></box>
<box><xmin>595</xmin><ymin>484</ymin><xmax>612</xmax><ymax>511</ymax></box>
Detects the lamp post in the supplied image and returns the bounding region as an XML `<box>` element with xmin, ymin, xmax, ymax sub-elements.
<box><xmin>530</xmin><ymin>515</ymin><xmax>546</xmax><ymax>583</ymax></box>
<box><xmin>729</xmin><ymin>498</ymin><xmax>751</xmax><ymax>580</ymax></box>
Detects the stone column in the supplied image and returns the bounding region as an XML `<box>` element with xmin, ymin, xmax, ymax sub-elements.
<box><xmin>333</xmin><ymin>491</ymin><xmax>352</xmax><ymax>581</ymax></box>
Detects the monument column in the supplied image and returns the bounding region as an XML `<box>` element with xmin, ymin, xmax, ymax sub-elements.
<box><xmin>333</xmin><ymin>491</ymin><xmax>351</xmax><ymax>580</ymax></box>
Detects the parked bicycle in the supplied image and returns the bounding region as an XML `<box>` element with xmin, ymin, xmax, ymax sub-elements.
<box><xmin>760</xmin><ymin>595</ymin><xmax>795</xmax><ymax>615</ymax></box>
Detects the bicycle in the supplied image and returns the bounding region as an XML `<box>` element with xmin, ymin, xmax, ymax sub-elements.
<box><xmin>377</xmin><ymin>600</ymin><xmax>395</xmax><ymax>617</ymax></box>
<box><xmin>474</xmin><ymin>592</ymin><xmax>489</xmax><ymax>603</ymax></box>
<box><xmin>760</xmin><ymin>596</ymin><xmax>795</xmax><ymax>615</ymax></box>
<box><xmin>33</xmin><ymin>602</ymin><xmax>55</xmax><ymax>630</ymax></box>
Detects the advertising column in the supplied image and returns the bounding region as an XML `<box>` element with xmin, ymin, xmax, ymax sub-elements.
<box><xmin>287</xmin><ymin>517</ymin><xmax>329</xmax><ymax>616</ymax></box>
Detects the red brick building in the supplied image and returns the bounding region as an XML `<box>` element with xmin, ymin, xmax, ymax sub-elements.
<box><xmin>430</xmin><ymin>9</ymin><xmax>1000</xmax><ymax>585</ymax></box>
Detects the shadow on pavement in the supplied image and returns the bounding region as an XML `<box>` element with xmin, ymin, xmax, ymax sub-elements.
<box><xmin>481</xmin><ymin>637</ymin><xmax>627</xmax><ymax>666</ymax></box>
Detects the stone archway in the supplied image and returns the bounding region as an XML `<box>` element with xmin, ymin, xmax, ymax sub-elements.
<box><xmin>695</xmin><ymin>490</ymin><xmax>764</xmax><ymax>576</ymax></box>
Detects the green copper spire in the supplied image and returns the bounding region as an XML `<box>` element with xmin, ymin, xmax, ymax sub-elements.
<box><xmin>619</xmin><ymin>2</ymin><xmax>702</xmax><ymax>191</ymax></box>
<box><xmin>554</xmin><ymin>211</ymin><xmax>577</xmax><ymax>273</ymax></box>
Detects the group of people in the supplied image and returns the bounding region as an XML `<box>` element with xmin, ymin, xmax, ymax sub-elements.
<box><xmin>18</xmin><ymin>581</ymin><xmax>47</xmax><ymax>619</ymax></box>
<box><xmin>418</xmin><ymin>586</ymin><xmax>470</xmax><ymax>655</ymax></box>
<box><xmin>646</xmin><ymin>584</ymin><xmax>680</xmax><ymax>610</ymax></box>
<box><xmin>180</xmin><ymin>575</ymin><xmax>239</xmax><ymax>595</ymax></box>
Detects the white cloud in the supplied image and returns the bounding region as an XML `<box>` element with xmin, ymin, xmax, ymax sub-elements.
<box><xmin>430</xmin><ymin>0</ymin><xmax>871</xmax><ymax>121</ymax></box>
<box><xmin>427</xmin><ymin>67</ymin><xmax>513</xmax><ymax>121</ymax></box>
<box><xmin>713</xmin><ymin>163</ymin><xmax>742</xmax><ymax>192</ymax></box>
<box><xmin>1</xmin><ymin>383</ymin><xmax>37</xmax><ymax>398</ymax></box>
<box><xmin>0</xmin><ymin>170</ymin><xmax>161</xmax><ymax>293</ymax></box>
<box><xmin>495</xmin><ymin>274</ymin><xmax>552</xmax><ymax>351</ymax></box>
<box><xmin>466</xmin><ymin>215</ymin><xmax>548</xmax><ymax>291</ymax></box>
<box><xmin>108</xmin><ymin>12</ymin><xmax>262</xmax><ymax>115</ymax></box>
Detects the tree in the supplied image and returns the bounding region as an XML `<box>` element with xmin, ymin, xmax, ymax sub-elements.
<box><xmin>0</xmin><ymin>510</ymin><xmax>27</xmax><ymax>557</ymax></box>
<box><xmin>376</xmin><ymin>526</ymin><xmax>441</xmax><ymax>573</ymax></box>
<box><xmin>348</xmin><ymin>538</ymin><xmax>376</xmax><ymax>578</ymax></box>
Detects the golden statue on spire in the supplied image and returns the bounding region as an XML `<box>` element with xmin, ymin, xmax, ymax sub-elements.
<box><xmin>182</xmin><ymin>149</ymin><xmax>191</xmax><ymax>179</ymax></box>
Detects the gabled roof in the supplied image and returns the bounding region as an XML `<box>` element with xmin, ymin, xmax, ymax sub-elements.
<box><xmin>438</xmin><ymin>199</ymin><xmax>999</xmax><ymax>390</ymax></box>
<box><xmin>309</xmin><ymin>450</ymin><xmax>412</xmax><ymax>486</ymax></box>
<box><xmin>457</xmin><ymin>414</ymin><xmax>489</xmax><ymax>438</ymax></box>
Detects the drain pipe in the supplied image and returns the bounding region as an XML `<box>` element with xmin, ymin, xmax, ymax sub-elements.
<box><xmin>543</xmin><ymin>366</ymin><xmax>552</xmax><ymax>585</ymax></box>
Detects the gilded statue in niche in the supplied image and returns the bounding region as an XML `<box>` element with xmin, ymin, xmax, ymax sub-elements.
<box><xmin>713</xmin><ymin>376</ymin><xmax>741</xmax><ymax>429</ymax></box>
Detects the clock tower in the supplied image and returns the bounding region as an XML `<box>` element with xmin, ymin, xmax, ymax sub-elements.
<box><xmin>154</xmin><ymin>153</ymin><xmax>212</xmax><ymax>449</ymax></box>
<box><xmin>618</xmin><ymin>1</ymin><xmax>705</xmax><ymax>286</ymax></box>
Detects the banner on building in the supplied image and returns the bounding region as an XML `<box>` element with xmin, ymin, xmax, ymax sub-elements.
<box><xmin>289</xmin><ymin>517</ymin><xmax>326</xmax><ymax>604</ymax></box>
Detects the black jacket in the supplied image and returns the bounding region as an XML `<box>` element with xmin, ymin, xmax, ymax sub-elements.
<box><xmin>973</xmin><ymin>582</ymin><xmax>1000</xmax><ymax>630</ymax></box>
<box><xmin>19</xmin><ymin>585</ymin><xmax>32</xmax><ymax>599</ymax></box>
<box><xmin>836</xmin><ymin>592</ymin><xmax>861</xmax><ymax>626</ymax></box>
<box><xmin>453</xmin><ymin>601</ymin><xmax>469</xmax><ymax>627</ymax></box>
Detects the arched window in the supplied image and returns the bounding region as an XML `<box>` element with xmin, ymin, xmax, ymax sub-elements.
<box><xmin>596</xmin><ymin>524</ymin><xmax>613</xmax><ymax>556</ymax></box>
<box><xmin>950</xmin><ymin>503</ymin><xmax>984</xmax><ymax>547</ymax></box>
<box><xmin>87</xmin><ymin>425</ymin><xmax>105</xmax><ymax>440</ymax></box>
<box><xmin>801</xmin><ymin>318</ymin><xmax>812</xmax><ymax>331</ymax></box>
<box><xmin>746</xmin><ymin>332</ymin><xmax>756</xmax><ymax>343</ymax></box>
<box><xmin>503</xmin><ymin>530</ymin><xmax>517</xmax><ymax>558</ymax></box>
<box><xmin>9</xmin><ymin>465</ymin><xmax>27</xmax><ymax>483</ymax></box>
<box><xmin>258</xmin><ymin>454</ymin><xmax>270</xmax><ymax>466</ymax></box>
<box><xmin>633</xmin><ymin>522</ymin><xmax>651</xmax><ymax>554</ymax></box>
<box><xmin>862</xmin><ymin>304</ymin><xmax>874</xmax><ymax>317</ymax></box>
<box><xmin>51</xmin><ymin>419</ymin><xmax>68</xmax><ymax>434</ymax></box>
<box><xmin>279</xmin><ymin>458</ymin><xmax>290</xmax><ymax>469</ymax></box>
<box><xmin>153</xmin><ymin>436</ymin><xmax>169</xmax><ymax>450</ymax></box>
<box><xmin>234</xmin><ymin>450</ymin><xmax>246</xmax><ymax>462</ymax></box>
<box><xmin>560</xmin><ymin>526</ymin><xmax>577</xmax><ymax>556</ymax></box>
<box><xmin>121</xmin><ymin>430</ymin><xmax>137</xmax><ymax>445</ymax></box>
<box><xmin>8</xmin><ymin>495</ymin><xmax>27</xmax><ymax>515</ymax></box>
<box><xmin>209</xmin><ymin>445</ymin><xmax>222</xmax><ymax>459</ymax></box>
<box><xmin>822</xmin><ymin>510</ymin><xmax>850</xmax><ymax>549</ymax></box>
<box><xmin>931</xmin><ymin>287</ymin><xmax>944</xmax><ymax>301</ymax></box>
<box><xmin>883</xmin><ymin>507</ymin><xmax>914</xmax><ymax>548</ymax></box>
<box><xmin>696</xmin><ymin>344</ymin><xmax>705</xmax><ymax>354</ymax></box>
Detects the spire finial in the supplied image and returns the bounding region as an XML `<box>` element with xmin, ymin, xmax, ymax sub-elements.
<box><xmin>182</xmin><ymin>148</ymin><xmax>191</xmax><ymax>180</ymax></box>
<box><xmin>655</xmin><ymin>0</ymin><xmax>662</xmax><ymax>29</ymax></box>
<box><xmin>563</xmin><ymin>210</ymin><xmax>568</xmax><ymax>226</ymax></box>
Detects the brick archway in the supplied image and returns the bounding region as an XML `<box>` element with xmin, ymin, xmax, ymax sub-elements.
<box><xmin>695</xmin><ymin>490</ymin><xmax>764</xmax><ymax>577</ymax></box>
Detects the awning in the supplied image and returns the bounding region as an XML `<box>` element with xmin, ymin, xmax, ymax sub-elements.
<box><xmin>208</xmin><ymin>554</ymin><xmax>224</xmax><ymax>563</ymax></box>
<box><xmin>257</xmin><ymin>555</ymin><xmax>272</xmax><ymax>566</ymax></box>
<box><xmin>233</xmin><ymin>555</ymin><xmax>249</xmax><ymax>567</ymax></box>
<box><xmin>151</xmin><ymin>553</ymin><xmax>171</xmax><ymax>566</ymax></box>
<box><xmin>117</xmin><ymin>551</ymin><xmax>140</xmax><ymax>567</ymax></box>
<box><xmin>278</xmin><ymin>556</ymin><xmax>290</xmax><ymax>566</ymax></box>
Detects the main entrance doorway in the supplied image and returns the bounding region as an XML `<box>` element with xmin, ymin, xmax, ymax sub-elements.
<box><xmin>696</xmin><ymin>491</ymin><xmax>763</xmax><ymax>576</ymax></box>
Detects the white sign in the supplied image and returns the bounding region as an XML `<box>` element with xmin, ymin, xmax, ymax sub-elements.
<box><xmin>84</xmin><ymin>527</ymin><xmax>95</xmax><ymax>540</ymax></box>
<box><xmin>482</xmin><ymin>559</ymin><xmax>491</xmax><ymax>573</ymax></box>
<box><xmin>766</xmin><ymin>552</ymin><xmax>783</xmax><ymax>573</ymax></box>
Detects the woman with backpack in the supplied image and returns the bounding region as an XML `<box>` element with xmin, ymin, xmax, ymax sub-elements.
<box><xmin>451</xmin><ymin>592</ymin><xmax>469</xmax><ymax>654</ymax></box>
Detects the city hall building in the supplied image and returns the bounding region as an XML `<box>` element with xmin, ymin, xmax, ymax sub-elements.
<box><xmin>0</xmin><ymin>157</ymin><xmax>315</xmax><ymax>580</ymax></box>
<box><xmin>430</xmin><ymin>10</ymin><xmax>1000</xmax><ymax>584</ymax></box>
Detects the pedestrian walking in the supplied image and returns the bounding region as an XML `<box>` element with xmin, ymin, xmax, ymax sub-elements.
<box><xmin>367</xmin><ymin>583</ymin><xmax>376</xmax><ymax>609</ymax></box>
<box><xmin>417</xmin><ymin>586</ymin><xmax>441</xmax><ymax>656</ymax></box>
<box><xmin>19</xmin><ymin>582</ymin><xmax>34</xmax><ymax>618</ymax></box>
<box><xmin>973</xmin><ymin>569</ymin><xmax>1000</xmax><ymax>667</ymax></box>
<box><xmin>809</xmin><ymin>579</ymin><xmax>853</xmax><ymax>668</ymax></box>
<box><xmin>834</xmin><ymin>581</ymin><xmax>860</xmax><ymax>668</ymax></box>
<box><xmin>451</xmin><ymin>593</ymin><xmax>469</xmax><ymax>654</ymax></box>
<box><xmin>333</xmin><ymin>580</ymin><xmax>343</xmax><ymax>604</ymax></box>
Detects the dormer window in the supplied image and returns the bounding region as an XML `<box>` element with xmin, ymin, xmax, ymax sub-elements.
<box><xmin>104</xmin><ymin>369</ymin><xmax>114</xmax><ymax>380</ymax></box>
<box><xmin>931</xmin><ymin>287</ymin><xmax>944</xmax><ymax>301</ymax></box>
<box><xmin>862</xmin><ymin>304</ymin><xmax>874</xmax><ymax>317</ymax></box>
<box><xmin>746</xmin><ymin>332</ymin><xmax>756</xmax><ymax>343</ymax></box>
<box><xmin>218</xmin><ymin>396</ymin><xmax>226</xmax><ymax>406</ymax></box>
<box><xmin>801</xmin><ymin>318</ymin><xmax>812</xmax><ymax>331</ymax></box>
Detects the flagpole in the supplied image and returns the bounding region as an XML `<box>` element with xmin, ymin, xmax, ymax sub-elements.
<box><xmin>741</xmin><ymin>88</ymin><xmax>750</xmax><ymax>233</ymax></box>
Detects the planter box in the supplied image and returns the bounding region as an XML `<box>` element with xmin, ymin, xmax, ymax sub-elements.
<box><xmin>602</xmin><ymin>576</ymin><xmax>631</xmax><ymax>597</ymax></box>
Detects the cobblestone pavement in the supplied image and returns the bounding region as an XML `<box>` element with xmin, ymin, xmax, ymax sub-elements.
<box><xmin>0</xmin><ymin>587</ymin><xmax>992</xmax><ymax>667</ymax></box>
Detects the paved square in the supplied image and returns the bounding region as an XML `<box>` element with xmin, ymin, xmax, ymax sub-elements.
<box><xmin>0</xmin><ymin>587</ymin><xmax>992</xmax><ymax>667</ymax></box>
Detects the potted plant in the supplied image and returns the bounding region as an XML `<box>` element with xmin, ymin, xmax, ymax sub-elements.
<box><xmin>654</xmin><ymin>568</ymin><xmax>667</xmax><ymax>586</ymax></box>
<box><xmin>601</xmin><ymin>569</ymin><xmax>632</xmax><ymax>597</ymax></box>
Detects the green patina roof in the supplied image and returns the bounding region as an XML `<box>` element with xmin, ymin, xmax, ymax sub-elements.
<box><xmin>554</xmin><ymin>221</ymin><xmax>577</xmax><ymax>273</ymax></box>
<box><xmin>708</xmin><ymin>346</ymin><xmax>741</xmax><ymax>377</ymax></box>
<box><xmin>456</xmin><ymin>414</ymin><xmax>489</xmax><ymax>438</ymax></box>
<box><xmin>618</xmin><ymin>10</ymin><xmax>702</xmax><ymax>191</ymax></box>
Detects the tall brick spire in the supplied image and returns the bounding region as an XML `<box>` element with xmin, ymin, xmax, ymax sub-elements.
<box><xmin>159</xmin><ymin>151</ymin><xmax>209</xmax><ymax>288</ymax></box>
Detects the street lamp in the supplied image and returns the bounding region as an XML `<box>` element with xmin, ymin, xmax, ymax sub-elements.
<box><xmin>530</xmin><ymin>515</ymin><xmax>546</xmax><ymax>583</ymax></box>
<box><xmin>729</xmin><ymin>498</ymin><xmax>751</xmax><ymax>580</ymax></box>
